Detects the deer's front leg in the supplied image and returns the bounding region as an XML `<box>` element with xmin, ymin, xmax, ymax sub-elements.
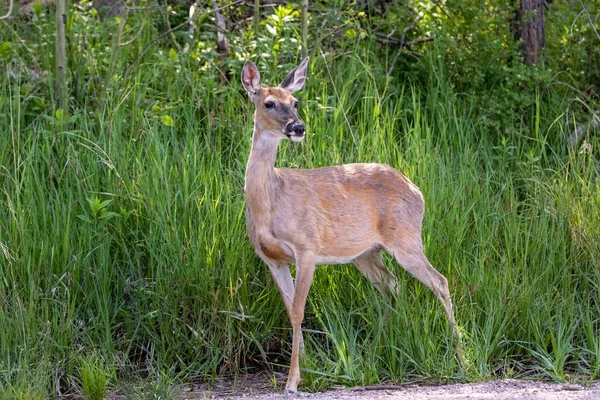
<box><xmin>267</xmin><ymin>263</ymin><xmax>304</xmax><ymax>351</ymax></box>
<box><xmin>285</xmin><ymin>254</ymin><xmax>316</xmax><ymax>394</ymax></box>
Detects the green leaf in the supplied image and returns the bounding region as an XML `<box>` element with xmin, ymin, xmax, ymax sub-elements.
<box><xmin>265</xmin><ymin>24</ymin><xmax>277</xmax><ymax>36</ymax></box>
<box><xmin>76</xmin><ymin>215</ymin><xmax>92</xmax><ymax>224</ymax></box>
<box><xmin>98</xmin><ymin>199</ymin><xmax>113</xmax><ymax>210</ymax></box>
<box><xmin>98</xmin><ymin>211</ymin><xmax>119</xmax><ymax>221</ymax></box>
<box><xmin>0</xmin><ymin>42</ymin><xmax>13</xmax><ymax>61</ymax></box>
<box><xmin>88</xmin><ymin>197</ymin><xmax>101</xmax><ymax>215</ymax></box>
<box><xmin>120</xmin><ymin>208</ymin><xmax>133</xmax><ymax>221</ymax></box>
<box><xmin>345</xmin><ymin>29</ymin><xmax>357</xmax><ymax>39</ymax></box>
<box><xmin>32</xmin><ymin>2</ymin><xmax>43</xmax><ymax>16</ymax></box>
<box><xmin>161</xmin><ymin>115</ymin><xmax>174</xmax><ymax>127</ymax></box>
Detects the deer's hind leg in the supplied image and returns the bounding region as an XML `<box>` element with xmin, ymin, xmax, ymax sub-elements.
<box><xmin>353</xmin><ymin>249</ymin><xmax>399</xmax><ymax>300</ymax></box>
<box><xmin>386</xmin><ymin>235</ymin><xmax>463</xmax><ymax>362</ymax></box>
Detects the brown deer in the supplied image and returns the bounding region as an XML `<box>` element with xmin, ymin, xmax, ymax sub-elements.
<box><xmin>241</xmin><ymin>57</ymin><xmax>461</xmax><ymax>393</ymax></box>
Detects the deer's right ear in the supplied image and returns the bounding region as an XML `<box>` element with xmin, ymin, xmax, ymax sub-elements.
<box><xmin>279</xmin><ymin>57</ymin><xmax>309</xmax><ymax>93</ymax></box>
<box><xmin>241</xmin><ymin>61</ymin><xmax>261</xmax><ymax>97</ymax></box>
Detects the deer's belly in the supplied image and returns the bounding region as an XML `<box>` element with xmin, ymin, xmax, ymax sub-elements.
<box><xmin>315</xmin><ymin>254</ymin><xmax>363</xmax><ymax>265</ymax></box>
<box><xmin>315</xmin><ymin>244</ymin><xmax>380</xmax><ymax>265</ymax></box>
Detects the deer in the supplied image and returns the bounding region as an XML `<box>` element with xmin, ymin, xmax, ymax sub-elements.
<box><xmin>241</xmin><ymin>57</ymin><xmax>461</xmax><ymax>394</ymax></box>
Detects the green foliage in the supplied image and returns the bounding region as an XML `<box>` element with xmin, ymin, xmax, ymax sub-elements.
<box><xmin>369</xmin><ymin>1</ymin><xmax>600</xmax><ymax>134</ymax></box>
<box><xmin>123</xmin><ymin>368</ymin><xmax>183</xmax><ymax>400</ymax></box>
<box><xmin>80</xmin><ymin>354</ymin><xmax>113</xmax><ymax>400</ymax></box>
<box><xmin>0</xmin><ymin>1</ymin><xmax>599</xmax><ymax>398</ymax></box>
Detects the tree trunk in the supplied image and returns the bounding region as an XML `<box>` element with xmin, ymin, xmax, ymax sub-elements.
<box><xmin>514</xmin><ymin>0</ymin><xmax>545</xmax><ymax>64</ymax></box>
<box><xmin>213</xmin><ymin>1</ymin><xmax>230</xmax><ymax>83</ymax></box>
<box><xmin>254</xmin><ymin>0</ymin><xmax>260</xmax><ymax>39</ymax></box>
<box><xmin>55</xmin><ymin>0</ymin><xmax>68</xmax><ymax>109</ymax></box>
<box><xmin>301</xmin><ymin>0</ymin><xmax>308</xmax><ymax>57</ymax></box>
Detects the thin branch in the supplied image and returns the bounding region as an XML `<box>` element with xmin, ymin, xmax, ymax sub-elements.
<box><xmin>404</xmin><ymin>37</ymin><xmax>434</xmax><ymax>47</ymax></box>
<box><xmin>244</xmin><ymin>0</ymin><xmax>287</xmax><ymax>9</ymax></box>
<box><xmin>376</xmin><ymin>32</ymin><xmax>433</xmax><ymax>46</ymax></box>
<box><xmin>577</xmin><ymin>0</ymin><xmax>600</xmax><ymax>42</ymax></box>
<box><xmin>386</xmin><ymin>27</ymin><xmax>397</xmax><ymax>39</ymax></box>
<box><xmin>0</xmin><ymin>20</ymin><xmax>42</xmax><ymax>71</ymax></box>
<box><xmin>214</xmin><ymin>0</ymin><xmax>244</xmax><ymax>13</ymax></box>
<box><xmin>122</xmin><ymin>20</ymin><xmax>189</xmax><ymax>79</ymax></box>
<box><xmin>400</xmin><ymin>15</ymin><xmax>423</xmax><ymax>46</ymax></box>
<box><xmin>183</xmin><ymin>1</ymin><xmax>199</xmax><ymax>53</ymax></box>
<box><xmin>431</xmin><ymin>0</ymin><xmax>451</xmax><ymax>18</ymax></box>
<box><xmin>567</xmin><ymin>111</ymin><xmax>599</xmax><ymax>149</ymax></box>
<box><xmin>122</xmin><ymin>0</ymin><xmax>242</xmax><ymax>79</ymax></box>
<box><xmin>213</xmin><ymin>0</ymin><xmax>229</xmax><ymax>83</ymax></box>
<box><xmin>120</xmin><ymin>18</ymin><xmax>145</xmax><ymax>47</ymax></box>
<box><xmin>214</xmin><ymin>0</ymin><xmax>228</xmax><ymax>49</ymax></box>
<box><xmin>0</xmin><ymin>0</ymin><xmax>13</xmax><ymax>20</ymax></box>
<box><xmin>162</xmin><ymin>2</ymin><xmax>196</xmax><ymax>90</ymax></box>
<box><xmin>570</xmin><ymin>8</ymin><xmax>586</xmax><ymax>34</ymax></box>
<box><xmin>386</xmin><ymin>14</ymin><xmax>424</xmax><ymax>78</ymax></box>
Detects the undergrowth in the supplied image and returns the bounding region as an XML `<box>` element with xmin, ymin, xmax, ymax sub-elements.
<box><xmin>0</xmin><ymin>2</ymin><xmax>599</xmax><ymax>398</ymax></box>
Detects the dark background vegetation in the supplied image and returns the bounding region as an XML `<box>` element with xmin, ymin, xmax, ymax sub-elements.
<box><xmin>1</xmin><ymin>0</ymin><xmax>599</xmax><ymax>398</ymax></box>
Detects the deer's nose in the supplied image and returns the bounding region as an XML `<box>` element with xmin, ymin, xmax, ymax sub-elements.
<box><xmin>287</xmin><ymin>121</ymin><xmax>305</xmax><ymax>135</ymax></box>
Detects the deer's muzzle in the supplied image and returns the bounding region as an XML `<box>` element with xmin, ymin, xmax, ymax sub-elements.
<box><xmin>286</xmin><ymin>121</ymin><xmax>305</xmax><ymax>140</ymax></box>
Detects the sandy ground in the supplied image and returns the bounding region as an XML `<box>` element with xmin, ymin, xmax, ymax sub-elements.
<box><xmin>176</xmin><ymin>374</ymin><xmax>600</xmax><ymax>400</ymax></box>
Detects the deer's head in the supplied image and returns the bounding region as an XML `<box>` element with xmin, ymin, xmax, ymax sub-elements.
<box><xmin>241</xmin><ymin>58</ymin><xmax>309</xmax><ymax>142</ymax></box>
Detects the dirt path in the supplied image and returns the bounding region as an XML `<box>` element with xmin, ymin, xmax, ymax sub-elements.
<box><xmin>181</xmin><ymin>375</ymin><xmax>600</xmax><ymax>400</ymax></box>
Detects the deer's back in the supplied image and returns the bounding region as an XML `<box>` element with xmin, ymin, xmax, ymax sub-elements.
<box><xmin>271</xmin><ymin>163</ymin><xmax>425</xmax><ymax>261</ymax></box>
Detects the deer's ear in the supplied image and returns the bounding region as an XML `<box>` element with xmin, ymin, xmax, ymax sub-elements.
<box><xmin>241</xmin><ymin>61</ymin><xmax>261</xmax><ymax>97</ymax></box>
<box><xmin>279</xmin><ymin>57</ymin><xmax>309</xmax><ymax>93</ymax></box>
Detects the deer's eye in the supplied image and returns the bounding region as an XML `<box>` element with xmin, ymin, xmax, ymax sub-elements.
<box><xmin>264</xmin><ymin>100</ymin><xmax>275</xmax><ymax>109</ymax></box>
<box><xmin>293</xmin><ymin>101</ymin><xmax>299</xmax><ymax>108</ymax></box>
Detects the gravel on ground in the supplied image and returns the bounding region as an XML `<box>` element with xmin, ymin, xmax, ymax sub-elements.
<box><xmin>177</xmin><ymin>374</ymin><xmax>600</xmax><ymax>400</ymax></box>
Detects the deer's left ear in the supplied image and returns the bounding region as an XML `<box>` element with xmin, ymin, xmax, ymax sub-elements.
<box><xmin>279</xmin><ymin>57</ymin><xmax>309</xmax><ymax>93</ymax></box>
<box><xmin>242</xmin><ymin>61</ymin><xmax>262</xmax><ymax>97</ymax></box>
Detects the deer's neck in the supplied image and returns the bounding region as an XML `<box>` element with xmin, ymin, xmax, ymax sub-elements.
<box><xmin>244</xmin><ymin>126</ymin><xmax>281</xmax><ymax>218</ymax></box>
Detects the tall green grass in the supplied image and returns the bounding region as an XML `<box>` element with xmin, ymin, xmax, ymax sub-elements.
<box><xmin>1</xmin><ymin>45</ymin><xmax>599</xmax><ymax>397</ymax></box>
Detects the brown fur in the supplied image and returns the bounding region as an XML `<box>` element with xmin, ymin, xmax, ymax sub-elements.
<box><xmin>241</xmin><ymin>60</ymin><xmax>461</xmax><ymax>393</ymax></box>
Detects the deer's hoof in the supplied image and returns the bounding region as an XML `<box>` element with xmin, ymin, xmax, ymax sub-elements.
<box><xmin>285</xmin><ymin>389</ymin><xmax>311</xmax><ymax>397</ymax></box>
